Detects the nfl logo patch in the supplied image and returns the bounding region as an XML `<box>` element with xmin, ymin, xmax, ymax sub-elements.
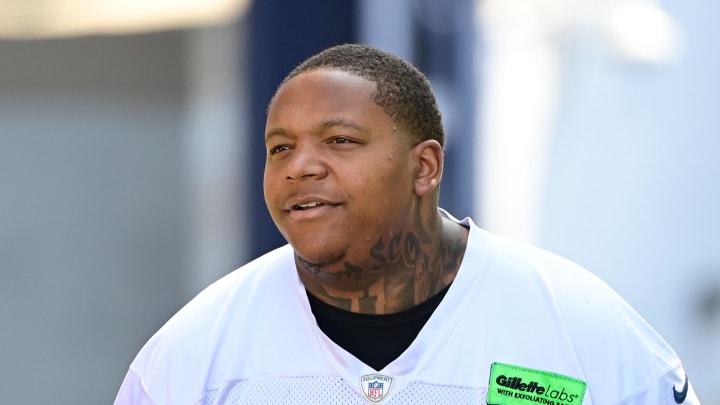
<box><xmin>360</xmin><ymin>374</ymin><xmax>393</xmax><ymax>402</ymax></box>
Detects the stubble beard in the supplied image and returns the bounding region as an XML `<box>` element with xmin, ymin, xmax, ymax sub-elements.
<box><xmin>295</xmin><ymin>246</ymin><xmax>386</xmax><ymax>293</ymax></box>
<box><xmin>296</xmin><ymin>252</ymin><xmax>345</xmax><ymax>275</ymax></box>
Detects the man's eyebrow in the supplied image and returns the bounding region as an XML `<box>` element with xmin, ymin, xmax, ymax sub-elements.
<box><xmin>265</xmin><ymin>119</ymin><xmax>365</xmax><ymax>143</ymax></box>
<box><xmin>318</xmin><ymin>119</ymin><xmax>365</xmax><ymax>132</ymax></box>
<box><xmin>265</xmin><ymin>128</ymin><xmax>287</xmax><ymax>143</ymax></box>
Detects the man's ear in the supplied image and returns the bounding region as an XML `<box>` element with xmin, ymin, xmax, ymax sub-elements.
<box><xmin>412</xmin><ymin>139</ymin><xmax>443</xmax><ymax>197</ymax></box>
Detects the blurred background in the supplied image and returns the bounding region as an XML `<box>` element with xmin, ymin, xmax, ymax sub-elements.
<box><xmin>1</xmin><ymin>0</ymin><xmax>718</xmax><ymax>402</ymax></box>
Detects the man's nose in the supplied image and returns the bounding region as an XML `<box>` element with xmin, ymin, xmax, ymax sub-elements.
<box><xmin>285</xmin><ymin>144</ymin><xmax>328</xmax><ymax>180</ymax></box>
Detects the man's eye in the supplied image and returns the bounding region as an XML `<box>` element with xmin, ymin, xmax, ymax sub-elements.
<box><xmin>268</xmin><ymin>145</ymin><xmax>291</xmax><ymax>155</ymax></box>
<box><xmin>328</xmin><ymin>137</ymin><xmax>354</xmax><ymax>144</ymax></box>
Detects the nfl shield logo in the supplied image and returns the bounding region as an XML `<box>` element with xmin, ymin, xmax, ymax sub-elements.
<box><xmin>360</xmin><ymin>374</ymin><xmax>393</xmax><ymax>402</ymax></box>
<box><xmin>368</xmin><ymin>381</ymin><xmax>383</xmax><ymax>399</ymax></box>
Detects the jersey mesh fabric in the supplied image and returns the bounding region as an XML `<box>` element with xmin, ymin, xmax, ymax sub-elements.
<box><xmin>200</xmin><ymin>377</ymin><xmax>485</xmax><ymax>405</ymax></box>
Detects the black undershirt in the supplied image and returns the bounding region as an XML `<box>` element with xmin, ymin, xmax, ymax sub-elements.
<box><xmin>306</xmin><ymin>284</ymin><xmax>451</xmax><ymax>371</ymax></box>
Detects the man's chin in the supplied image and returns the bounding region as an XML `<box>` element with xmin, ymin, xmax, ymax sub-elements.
<box><xmin>295</xmin><ymin>251</ymin><xmax>381</xmax><ymax>292</ymax></box>
<box><xmin>293</xmin><ymin>248</ymin><xmax>346</xmax><ymax>272</ymax></box>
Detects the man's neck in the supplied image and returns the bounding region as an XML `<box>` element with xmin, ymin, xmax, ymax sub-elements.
<box><xmin>297</xmin><ymin>216</ymin><xmax>469</xmax><ymax>315</ymax></box>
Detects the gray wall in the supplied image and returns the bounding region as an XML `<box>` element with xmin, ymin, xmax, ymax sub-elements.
<box><xmin>0</xmin><ymin>32</ymin><xmax>190</xmax><ymax>404</ymax></box>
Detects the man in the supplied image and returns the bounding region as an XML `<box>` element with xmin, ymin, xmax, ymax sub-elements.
<box><xmin>115</xmin><ymin>44</ymin><xmax>700</xmax><ymax>404</ymax></box>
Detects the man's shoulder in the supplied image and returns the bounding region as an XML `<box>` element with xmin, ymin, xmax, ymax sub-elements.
<box><xmin>169</xmin><ymin>244</ymin><xmax>295</xmax><ymax>322</ymax></box>
<box><xmin>201</xmin><ymin>244</ymin><xmax>296</xmax><ymax>300</ymax></box>
<box><xmin>124</xmin><ymin>244</ymin><xmax>297</xmax><ymax>400</ymax></box>
<box><xmin>158</xmin><ymin>243</ymin><xmax>294</xmax><ymax>336</ymax></box>
<box><xmin>480</xmin><ymin>230</ymin><xmax>669</xmax><ymax>343</ymax></box>
<box><xmin>471</xmin><ymin>231</ymin><xmax>686</xmax><ymax>402</ymax></box>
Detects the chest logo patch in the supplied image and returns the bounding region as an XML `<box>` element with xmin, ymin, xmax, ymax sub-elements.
<box><xmin>360</xmin><ymin>374</ymin><xmax>393</xmax><ymax>403</ymax></box>
<box><xmin>487</xmin><ymin>362</ymin><xmax>587</xmax><ymax>405</ymax></box>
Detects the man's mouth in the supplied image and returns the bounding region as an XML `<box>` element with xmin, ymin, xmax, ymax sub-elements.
<box><xmin>292</xmin><ymin>201</ymin><xmax>325</xmax><ymax>210</ymax></box>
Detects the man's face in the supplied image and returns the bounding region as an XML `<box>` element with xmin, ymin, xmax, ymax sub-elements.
<box><xmin>264</xmin><ymin>69</ymin><xmax>417</xmax><ymax>269</ymax></box>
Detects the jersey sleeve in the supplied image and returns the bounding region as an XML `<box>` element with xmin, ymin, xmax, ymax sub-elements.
<box><xmin>618</xmin><ymin>365</ymin><xmax>701</xmax><ymax>405</ymax></box>
<box><xmin>114</xmin><ymin>368</ymin><xmax>159</xmax><ymax>405</ymax></box>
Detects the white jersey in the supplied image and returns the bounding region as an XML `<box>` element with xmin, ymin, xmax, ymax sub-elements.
<box><xmin>115</xmin><ymin>213</ymin><xmax>700</xmax><ymax>405</ymax></box>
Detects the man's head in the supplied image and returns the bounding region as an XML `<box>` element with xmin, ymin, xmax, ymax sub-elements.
<box><xmin>263</xmin><ymin>44</ymin><xmax>445</xmax><ymax>277</ymax></box>
<box><xmin>277</xmin><ymin>43</ymin><xmax>445</xmax><ymax>148</ymax></box>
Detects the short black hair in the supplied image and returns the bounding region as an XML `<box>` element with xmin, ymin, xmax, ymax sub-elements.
<box><xmin>275</xmin><ymin>43</ymin><xmax>445</xmax><ymax>147</ymax></box>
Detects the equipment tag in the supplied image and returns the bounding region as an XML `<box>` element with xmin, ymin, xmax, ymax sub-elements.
<box><xmin>487</xmin><ymin>362</ymin><xmax>587</xmax><ymax>405</ymax></box>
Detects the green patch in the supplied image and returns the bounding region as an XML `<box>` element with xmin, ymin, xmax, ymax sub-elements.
<box><xmin>487</xmin><ymin>363</ymin><xmax>586</xmax><ymax>405</ymax></box>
